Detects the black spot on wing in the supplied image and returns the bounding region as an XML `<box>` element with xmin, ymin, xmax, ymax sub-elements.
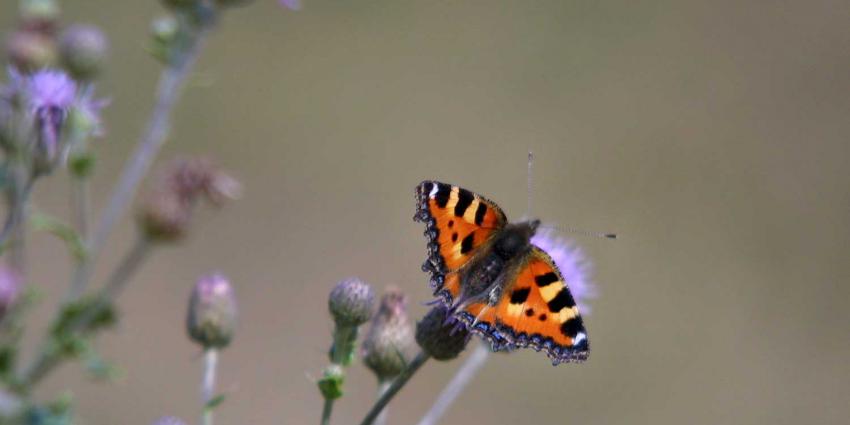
<box><xmin>460</xmin><ymin>232</ymin><xmax>475</xmax><ymax>254</ymax></box>
<box><xmin>474</xmin><ymin>202</ymin><xmax>487</xmax><ymax>225</ymax></box>
<box><xmin>535</xmin><ymin>272</ymin><xmax>559</xmax><ymax>287</ymax></box>
<box><xmin>434</xmin><ymin>183</ymin><xmax>451</xmax><ymax>208</ymax></box>
<box><xmin>451</xmin><ymin>232</ymin><xmax>458</xmax><ymax>242</ymax></box>
<box><xmin>538</xmin><ymin>313</ymin><xmax>547</xmax><ymax>321</ymax></box>
<box><xmin>560</xmin><ymin>316</ymin><xmax>585</xmax><ymax>338</ymax></box>
<box><xmin>547</xmin><ymin>288</ymin><xmax>576</xmax><ymax>312</ymax></box>
<box><xmin>525</xmin><ymin>308</ymin><xmax>534</xmax><ymax>317</ymax></box>
<box><xmin>454</xmin><ymin>189</ymin><xmax>474</xmax><ymax>217</ymax></box>
<box><xmin>509</xmin><ymin>287</ymin><xmax>530</xmax><ymax>304</ymax></box>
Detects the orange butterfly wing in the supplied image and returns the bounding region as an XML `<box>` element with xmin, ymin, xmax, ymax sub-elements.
<box><xmin>457</xmin><ymin>247</ymin><xmax>589</xmax><ymax>364</ymax></box>
<box><xmin>414</xmin><ymin>181</ymin><xmax>507</xmax><ymax>303</ymax></box>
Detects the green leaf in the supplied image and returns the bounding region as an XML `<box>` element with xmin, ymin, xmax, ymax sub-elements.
<box><xmin>30</xmin><ymin>213</ymin><xmax>87</xmax><ymax>262</ymax></box>
<box><xmin>204</xmin><ymin>394</ymin><xmax>226</xmax><ymax>410</ymax></box>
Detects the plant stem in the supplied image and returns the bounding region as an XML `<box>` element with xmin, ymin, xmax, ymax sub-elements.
<box><xmin>320</xmin><ymin>399</ymin><xmax>333</xmax><ymax>425</ymax></box>
<box><xmin>18</xmin><ymin>236</ymin><xmax>152</xmax><ymax>389</ymax></box>
<box><xmin>201</xmin><ymin>348</ymin><xmax>219</xmax><ymax>425</ymax></box>
<box><xmin>358</xmin><ymin>350</ymin><xmax>430</xmax><ymax>425</ymax></box>
<box><xmin>70</xmin><ymin>176</ymin><xmax>90</xmax><ymax>243</ymax></box>
<box><xmin>416</xmin><ymin>342</ymin><xmax>490</xmax><ymax>425</ymax></box>
<box><xmin>373</xmin><ymin>380</ymin><xmax>392</xmax><ymax>425</ymax></box>
<box><xmin>67</xmin><ymin>22</ymin><xmax>213</xmax><ymax>300</ymax></box>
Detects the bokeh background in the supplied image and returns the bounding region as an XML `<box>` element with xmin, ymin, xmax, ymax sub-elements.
<box><xmin>2</xmin><ymin>1</ymin><xmax>850</xmax><ymax>424</ymax></box>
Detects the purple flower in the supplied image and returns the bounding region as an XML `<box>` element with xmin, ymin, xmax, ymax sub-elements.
<box><xmin>0</xmin><ymin>265</ymin><xmax>22</xmax><ymax>320</ymax></box>
<box><xmin>26</xmin><ymin>70</ymin><xmax>76</xmax><ymax>113</ymax></box>
<box><xmin>531</xmin><ymin>228</ymin><xmax>597</xmax><ymax>314</ymax></box>
<box><xmin>71</xmin><ymin>86</ymin><xmax>109</xmax><ymax>137</ymax></box>
<box><xmin>279</xmin><ymin>0</ymin><xmax>301</xmax><ymax>10</ymax></box>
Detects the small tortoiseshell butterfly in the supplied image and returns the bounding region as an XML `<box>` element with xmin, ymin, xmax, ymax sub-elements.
<box><xmin>414</xmin><ymin>181</ymin><xmax>591</xmax><ymax>364</ymax></box>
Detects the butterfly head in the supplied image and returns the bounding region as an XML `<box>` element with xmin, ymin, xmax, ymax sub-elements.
<box><xmin>494</xmin><ymin>219</ymin><xmax>540</xmax><ymax>259</ymax></box>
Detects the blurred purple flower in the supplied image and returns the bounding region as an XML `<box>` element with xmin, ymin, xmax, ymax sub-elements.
<box><xmin>26</xmin><ymin>69</ymin><xmax>76</xmax><ymax>113</ymax></box>
<box><xmin>531</xmin><ymin>228</ymin><xmax>597</xmax><ymax>314</ymax></box>
<box><xmin>72</xmin><ymin>86</ymin><xmax>109</xmax><ymax>137</ymax></box>
<box><xmin>0</xmin><ymin>264</ymin><xmax>22</xmax><ymax>320</ymax></box>
<box><xmin>279</xmin><ymin>0</ymin><xmax>301</xmax><ymax>10</ymax></box>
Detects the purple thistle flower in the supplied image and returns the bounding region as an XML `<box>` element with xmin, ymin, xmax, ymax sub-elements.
<box><xmin>71</xmin><ymin>86</ymin><xmax>109</xmax><ymax>138</ymax></box>
<box><xmin>26</xmin><ymin>70</ymin><xmax>77</xmax><ymax>113</ymax></box>
<box><xmin>0</xmin><ymin>265</ymin><xmax>22</xmax><ymax>320</ymax></box>
<box><xmin>531</xmin><ymin>228</ymin><xmax>597</xmax><ymax>314</ymax></box>
<box><xmin>279</xmin><ymin>0</ymin><xmax>301</xmax><ymax>10</ymax></box>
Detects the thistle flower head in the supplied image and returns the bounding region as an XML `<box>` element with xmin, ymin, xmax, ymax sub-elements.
<box><xmin>361</xmin><ymin>287</ymin><xmax>414</xmax><ymax>381</ymax></box>
<box><xmin>59</xmin><ymin>25</ymin><xmax>109</xmax><ymax>81</ymax></box>
<box><xmin>328</xmin><ymin>278</ymin><xmax>375</xmax><ymax>327</ymax></box>
<box><xmin>415</xmin><ymin>306</ymin><xmax>470</xmax><ymax>361</ymax></box>
<box><xmin>25</xmin><ymin>69</ymin><xmax>76</xmax><ymax>112</ymax></box>
<box><xmin>151</xmin><ymin>417</ymin><xmax>188</xmax><ymax>425</ymax></box>
<box><xmin>0</xmin><ymin>265</ymin><xmax>22</xmax><ymax>320</ymax></box>
<box><xmin>186</xmin><ymin>273</ymin><xmax>237</xmax><ymax>349</ymax></box>
<box><xmin>531</xmin><ymin>228</ymin><xmax>597</xmax><ymax>314</ymax></box>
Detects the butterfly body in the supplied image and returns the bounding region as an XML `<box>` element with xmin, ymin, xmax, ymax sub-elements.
<box><xmin>414</xmin><ymin>181</ymin><xmax>589</xmax><ymax>364</ymax></box>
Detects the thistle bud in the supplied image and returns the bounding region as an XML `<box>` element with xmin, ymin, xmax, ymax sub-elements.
<box><xmin>151</xmin><ymin>417</ymin><xmax>187</xmax><ymax>425</ymax></box>
<box><xmin>415</xmin><ymin>306</ymin><xmax>470</xmax><ymax>361</ymax></box>
<box><xmin>59</xmin><ymin>25</ymin><xmax>109</xmax><ymax>81</ymax></box>
<box><xmin>328</xmin><ymin>278</ymin><xmax>375</xmax><ymax>327</ymax></box>
<box><xmin>6</xmin><ymin>31</ymin><xmax>57</xmax><ymax>72</ymax></box>
<box><xmin>361</xmin><ymin>287</ymin><xmax>414</xmax><ymax>381</ymax></box>
<box><xmin>19</xmin><ymin>0</ymin><xmax>60</xmax><ymax>35</ymax></box>
<box><xmin>187</xmin><ymin>273</ymin><xmax>237</xmax><ymax>349</ymax></box>
<box><xmin>150</xmin><ymin>16</ymin><xmax>179</xmax><ymax>44</ymax></box>
<box><xmin>0</xmin><ymin>265</ymin><xmax>21</xmax><ymax>321</ymax></box>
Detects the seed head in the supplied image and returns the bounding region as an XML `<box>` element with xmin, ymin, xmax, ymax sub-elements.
<box><xmin>328</xmin><ymin>278</ymin><xmax>375</xmax><ymax>327</ymax></box>
<box><xmin>415</xmin><ymin>306</ymin><xmax>470</xmax><ymax>361</ymax></box>
<box><xmin>187</xmin><ymin>273</ymin><xmax>237</xmax><ymax>349</ymax></box>
<box><xmin>361</xmin><ymin>287</ymin><xmax>414</xmax><ymax>381</ymax></box>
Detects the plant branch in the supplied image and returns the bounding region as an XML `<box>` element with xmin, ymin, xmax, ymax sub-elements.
<box><xmin>416</xmin><ymin>342</ymin><xmax>490</xmax><ymax>425</ymax></box>
<box><xmin>358</xmin><ymin>350</ymin><xmax>430</xmax><ymax>425</ymax></box>
<box><xmin>68</xmin><ymin>21</ymin><xmax>213</xmax><ymax>300</ymax></box>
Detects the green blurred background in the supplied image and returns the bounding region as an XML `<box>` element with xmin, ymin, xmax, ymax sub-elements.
<box><xmin>2</xmin><ymin>0</ymin><xmax>850</xmax><ymax>424</ymax></box>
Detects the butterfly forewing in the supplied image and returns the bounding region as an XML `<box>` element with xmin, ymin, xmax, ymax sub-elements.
<box><xmin>415</xmin><ymin>181</ymin><xmax>506</xmax><ymax>299</ymax></box>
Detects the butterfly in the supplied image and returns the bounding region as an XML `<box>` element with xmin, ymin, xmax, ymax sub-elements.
<box><xmin>414</xmin><ymin>181</ymin><xmax>589</xmax><ymax>364</ymax></box>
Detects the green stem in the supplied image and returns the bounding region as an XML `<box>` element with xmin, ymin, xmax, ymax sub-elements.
<box><xmin>320</xmin><ymin>398</ymin><xmax>333</xmax><ymax>425</ymax></box>
<box><xmin>358</xmin><ymin>351</ymin><xmax>430</xmax><ymax>425</ymax></box>
<box><xmin>201</xmin><ymin>349</ymin><xmax>219</xmax><ymax>425</ymax></box>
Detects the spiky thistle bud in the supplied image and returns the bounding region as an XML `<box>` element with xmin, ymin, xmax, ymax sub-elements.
<box><xmin>151</xmin><ymin>417</ymin><xmax>187</xmax><ymax>425</ymax></box>
<box><xmin>361</xmin><ymin>287</ymin><xmax>414</xmax><ymax>381</ymax></box>
<box><xmin>415</xmin><ymin>306</ymin><xmax>470</xmax><ymax>361</ymax></box>
<box><xmin>328</xmin><ymin>277</ymin><xmax>375</xmax><ymax>328</ymax></box>
<box><xmin>187</xmin><ymin>273</ymin><xmax>237</xmax><ymax>349</ymax></box>
<box><xmin>59</xmin><ymin>25</ymin><xmax>109</xmax><ymax>81</ymax></box>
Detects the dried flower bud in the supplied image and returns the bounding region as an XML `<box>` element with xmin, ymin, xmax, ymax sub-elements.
<box><xmin>187</xmin><ymin>273</ymin><xmax>237</xmax><ymax>349</ymax></box>
<box><xmin>137</xmin><ymin>190</ymin><xmax>190</xmax><ymax>242</ymax></box>
<box><xmin>151</xmin><ymin>417</ymin><xmax>188</xmax><ymax>425</ymax></box>
<box><xmin>328</xmin><ymin>278</ymin><xmax>375</xmax><ymax>327</ymax></box>
<box><xmin>137</xmin><ymin>157</ymin><xmax>239</xmax><ymax>242</ymax></box>
<box><xmin>0</xmin><ymin>265</ymin><xmax>22</xmax><ymax>321</ymax></box>
<box><xmin>415</xmin><ymin>306</ymin><xmax>470</xmax><ymax>361</ymax></box>
<box><xmin>362</xmin><ymin>287</ymin><xmax>414</xmax><ymax>381</ymax></box>
<box><xmin>7</xmin><ymin>31</ymin><xmax>57</xmax><ymax>72</ymax></box>
<box><xmin>59</xmin><ymin>25</ymin><xmax>109</xmax><ymax>81</ymax></box>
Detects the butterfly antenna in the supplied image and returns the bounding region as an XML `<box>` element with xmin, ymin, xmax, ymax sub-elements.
<box><xmin>527</xmin><ymin>151</ymin><xmax>534</xmax><ymax>217</ymax></box>
<box><xmin>540</xmin><ymin>224</ymin><xmax>618</xmax><ymax>240</ymax></box>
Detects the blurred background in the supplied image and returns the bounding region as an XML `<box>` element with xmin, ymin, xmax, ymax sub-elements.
<box><xmin>2</xmin><ymin>0</ymin><xmax>849</xmax><ymax>424</ymax></box>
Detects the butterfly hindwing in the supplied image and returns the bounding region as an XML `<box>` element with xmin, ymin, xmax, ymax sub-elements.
<box><xmin>414</xmin><ymin>181</ymin><xmax>507</xmax><ymax>299</ymax></box>
<box><xmin>457</xmin><ymin>247</ymin><xmax>589</xmax><ymax>364</ymax></box>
